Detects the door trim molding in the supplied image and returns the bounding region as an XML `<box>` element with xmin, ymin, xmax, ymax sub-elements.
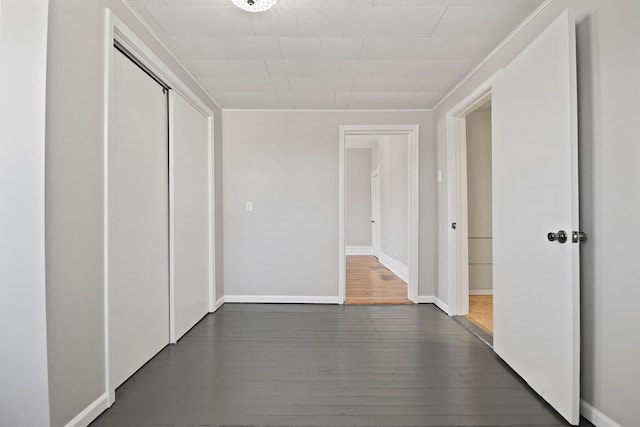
<box><xmin>444</xmin><ymin>75</ymin><xmax>497</xmax><ymax>316</ymax></box>
<box><xmin>339</xmin><ymin>124</ymin><xmax>420</xmax><ymax>304</ymax></box>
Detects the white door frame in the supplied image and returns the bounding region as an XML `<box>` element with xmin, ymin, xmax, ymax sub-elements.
<box><xmin>445</xmin><ymin>76</ymin><xmax>496</xmax><ymax>316</ymax></box>
<box><xmin>103</xmin><ymin>10</ymin><xmax>216</xmax><ymax>405</ymax></box>
<box><xmin>339</xmin><ymin>124</ymin><xmax>420</xmax><ymax>304</ymax></box>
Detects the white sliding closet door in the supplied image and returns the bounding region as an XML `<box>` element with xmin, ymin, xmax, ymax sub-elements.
<box><xmin>171</xmin><ymin>92</ymin><xmax>210</xmax><ymax>341</ymax></box>
<box><xmin>110</xmin><ymin>48</ymin><xmax>170</xmax><ymax>389</ymax></box>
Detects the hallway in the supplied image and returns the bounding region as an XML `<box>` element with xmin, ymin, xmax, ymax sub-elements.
<box><xmin>91</xmin><ymin>304</ymin><xmax>590</xmax><ymax>426</ymax></box>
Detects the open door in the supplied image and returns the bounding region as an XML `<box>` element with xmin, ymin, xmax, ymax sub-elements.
<box><xmin>492</xmin><ymin>10</ymin><xmax>580</xmax><ymax>425</ymax></box>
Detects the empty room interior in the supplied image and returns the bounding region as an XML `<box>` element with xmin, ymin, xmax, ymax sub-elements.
<box><xmin>2</xmin><ymin>1</ymin><xmax>639</xmax><ymax>427</ymax></box>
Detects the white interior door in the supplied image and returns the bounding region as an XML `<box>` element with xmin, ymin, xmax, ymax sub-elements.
<box><xmin>371</xmin><ymin>170</ymin><xmax>380</xmax><ymax>257</ymax></box>
<box><xmin>492</xmin><ymin>10</ymin><xmax>579</xmax><ymax>425</ymax></box>
<box><xmin>110</xmin><ymin>48</ymin><xmax>170</xmax><ymax>389</ymax></box>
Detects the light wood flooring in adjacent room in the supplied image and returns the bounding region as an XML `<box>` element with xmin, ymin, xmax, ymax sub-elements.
<box><xmin>467</xmin><ymin>295</ymin><xmax>493</xmax><ymax>335</ymax></box>
<box><xmin>345</xmin><ymin>255</ymin><xmax>412</xmax><ymax>305</ymax></box>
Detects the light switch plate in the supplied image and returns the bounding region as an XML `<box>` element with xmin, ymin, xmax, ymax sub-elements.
<box><xmin>245</xmin><ymin>201</ymin><xmax>253</xmax><ymax>212</ymax></box>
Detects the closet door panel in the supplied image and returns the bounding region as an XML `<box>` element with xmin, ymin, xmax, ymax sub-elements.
<box><xmin>171</xmin><ymin>93</ymin><xmax>210</xmax><ymax>340</ymax></box>
<box><xmin>110</xmin><ymin>48</ymin><xmax>169</xmax><ymax>389</ymax></box>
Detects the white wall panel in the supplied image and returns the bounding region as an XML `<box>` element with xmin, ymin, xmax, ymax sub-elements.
<box><xmin>0</xmin><ymin>1</ymin><xmax>51</xmax><ymax>425</ymax></box>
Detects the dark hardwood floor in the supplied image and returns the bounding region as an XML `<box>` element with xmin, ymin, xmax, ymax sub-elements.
<box><xmin>91</xmin><ymin>304</ymin><xmax>592</xmax><ymax>427</ymax></box>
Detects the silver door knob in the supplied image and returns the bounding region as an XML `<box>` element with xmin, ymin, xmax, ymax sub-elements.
<box><xmin>547</xmin><ymin>230</ymin><xmax>568</xmax><ymax>243</ymax></box>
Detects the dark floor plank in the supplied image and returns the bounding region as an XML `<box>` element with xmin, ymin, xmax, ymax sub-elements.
<box><xmin>91</xmin><ymin>304</ymin><xmax>592</xmax><ymax>427</ymax></box>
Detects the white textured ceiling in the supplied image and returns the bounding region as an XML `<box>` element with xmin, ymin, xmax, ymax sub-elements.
<box><xmin>125</xmin><ymin>0</ymin><xmax>543</xmax><ymax>109</ymax></box>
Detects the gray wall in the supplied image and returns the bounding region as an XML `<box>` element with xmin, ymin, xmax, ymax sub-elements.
<box><xmin>466</xmin><ymin>110</ymin><xmax>492</xmax><ymax>292</ymax></box>
<box><xmin>434</xmin><ymin>1</ymin><xmax>640</xmax><ymax>424</ymax></box>
<box><xmin>44</xmin><ymin>2</ymin><xmax>222</xmax><ymax>425</ymax></box>
<box><xmin>345</xmin><ymin>148</ymin><xmax>372</xmax><ymax>247</ymax></box>
<box><xmin>222</xmin><ymin>110</ymin><xmax>436</xmax><ymax>298</ymax></box>
<box><xmin>379</xmin><ymin>135</ymin><xmax>409</xmax><ymax>266</ymax></box>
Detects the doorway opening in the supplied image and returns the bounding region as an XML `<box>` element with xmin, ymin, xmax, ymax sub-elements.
<box><xmin>343</xmin><ymin>136</ymin><xmax>411</xmax><ymax>305</ymax></box>
<box><xmin>465</xmin><ymin>100</ymin><xmax>494</xmax><ymax>336</ymax></box>
<box><xmin>445</xmin><ymin>79</ymin><xmax>495</xmax><ymax>340</ymax></box>
<box><xmin>338</xmin><ymin>125</ymin><xmax>419</xmax><ymax>305</ymax></box>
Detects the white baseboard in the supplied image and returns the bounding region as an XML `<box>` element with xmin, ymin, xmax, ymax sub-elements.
<box><xmin>64</xmin><ymin>393</ymin><xmax>109</xmax><ymax>427</ymax></box>
<box><xmin>224</xmin><ymin>295</ymin><xmax>341</xmax><ymax>304</ymax></box>
<box><xmin>417</xmin><ymin>296</ymin><xmax>451</xmax><ymax>315</ymax></box>
<box><xmin>435</xmin><ymin>298</ymin><xmax>451</xmax><ymax>315</ymax></box>
<box><xmin>213</xmin><ymin>296</ymin><xmax>224</xmax><ymax>312</ymax></box>
<box><xmin>469</xmin><ymin>289</ymin><xmax>493</xmax><ymax>296</ymax></box>
<box><xmin>345</xmin><ymin>246</ymin><xmax>373</xmax><ymax>256</ymax></box>
<box><xmin>377</xmin><ymin>252</ymin><xmax>409</xmax><ymax>282</ymax></box>
<box><xmin>581</xmin><ymin>400</ymin><xmax>622</xmax><ymax>427</ymax></box>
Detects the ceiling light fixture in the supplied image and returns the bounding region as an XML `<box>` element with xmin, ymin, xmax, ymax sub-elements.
<box><xmin>230</xmin><ymin>0</ymin><xmax>278</xmax><ymax>12</ymax></box>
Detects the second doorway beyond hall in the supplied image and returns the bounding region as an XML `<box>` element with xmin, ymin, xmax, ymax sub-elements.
<box><xmin>344</xmin><ymin>133</ymin><xmax>412</xmax><ymax>305</ymax></box>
